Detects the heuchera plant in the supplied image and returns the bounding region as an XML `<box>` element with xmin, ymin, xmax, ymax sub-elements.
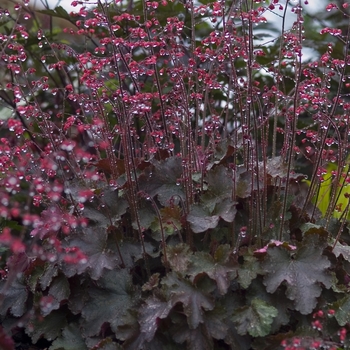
<box><xmin>1</xmin><ymin>0</ymin><xmax>350</xmax><ymax>349</ymax></box>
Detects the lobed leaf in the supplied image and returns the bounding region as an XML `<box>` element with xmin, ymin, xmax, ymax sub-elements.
<box><xmin>162</xmin><ymin>272</ymin><xmax>215</xmax><ymax>329</ymax></box>
<box><xmin>0</xmin><ymin>276</ymin><xmax>28</xmax><ymax>317</ymax></box>
<box><xmin>188</xmin><ymin>246</ymin><xmax>237</xmax><ymax>295</ymax></box>
<box><xmin>330</xmin><ymin>294</ymin><xmax>350</xmax><ymax>326</ymax></box>
<box><xmin>262</xmin><ymin>237</ymin><xmax>332</xmax><ymax>314</ymax></box>
<box><xmin>232</xmin><ymin>298</ymin><xmax>278</xmax><ymax>337</ymax></box>
<box><xmin>26</xmin><ymin>309</ymin><xmax>67</xmax><ymax>343</ymax></box>
<box><xmin>166</xmin><ymin>244</ymin><xmax>192</xmax><ymax>273</ymax></box>
<box><xmin>138</xmin><ymin>157</ymin><xmax>185</xmax><ymax>206</ymax></box>
<box><xmin>171</xmin><ymin>322</ymin><xmax>213</xmax><ymax>350</ymax></box>
<box><xmin>82</xmin><ymin>269</ymin><xmax>137</xmax><ymax>337</ymax></box>
<box><xmin>50</xmin><ymin>323</ymin><xmax>87</xmax><ymax>350</ymax></box>
<box><xmin>187</xmin><ymin>205</ymin><xmax>219</xmax><ymax>233</ymax></box>
<box><xmin>138</xmin><ymin>296</ymin><xmax>173</xmax><ymax>342</ymax></box>
<box><xmin>331</xmin><ymin>239</ymin><xmax>350</xmax><ymax>262</ymax></box>
<box><xmin>238</xmin><ymin>252</ymin><xmax>262</xmax><ymax>289</ymax></box>
<box><xmin>65</xmin><ymin>227</ymin><xmax>120</xmax><ymax>279</ymax></box>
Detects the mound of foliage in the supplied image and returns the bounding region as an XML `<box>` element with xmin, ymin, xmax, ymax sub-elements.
<box><xmin>1</xmin><ymin>0</ymin><xmax>350</xmax><ymax>349</ymax></box>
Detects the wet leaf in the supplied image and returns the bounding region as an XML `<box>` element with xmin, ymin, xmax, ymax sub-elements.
<box><xmin>131</xmin><ymin>198</ymin><xmax>156</xmax><ymax>232</ymax></box>
<box><xmin>213</xmin><ymin>140</ymin><xmax>235</xmax><ymax>166</ymax></box>
<box><xmin>200</xmin><ymin>167</ymin><xmax>237</xmax><ymax>223</ymax></box>
<box><xmin>68</xmin><ymin>277</ymin><xmax>90</xmax><ymax>315</ymax></box>
<box><xmin>86</xmin><ymin>337</ymin><xmax>121</xmax><ymax>350</ymax></box>
<box><xmin>38</xmin><ymin>274</ymin><xmax>71</xmax><ymax>316</ymax></box>
<box><xmin>67</xmin><ymin>227</ymin><xmax>119</xmax><ymax>280</ymax></box>
<box><xmin>150</xmin><ymin>206</ymin><xmax>182</xmax><ymax>237</ymax></box>
<box><xmin>188</xmin><ymin>246</ymin><xmax>236</xmax><ymax>295</ymax></box>
<box><xmin>0</xmin><ymin>276</ymin><xmax>28</xmax><ymax>317</ymax></box>
<box><xmin>166</xmin><ymin>244</ymin><xmax>192</xmax><ymax>273</ymax></box>
<box><xmin>82</xmin><ymin>189</ymin><xmax>128</xmax><ymax>228</ymax></box>
<box><xmin>39</xmin><ymin>263</ymin><xmax>59</xmax><ymax>290</ymax></box>
<box><xmin>238</xmin><ymin>251</ymin><xmax>262</xmax><ymax>289</ymax></box>
<box><xmin>49</xmin><ymin>274</ymin><xmax>70</xmax><ymax>304</ymax></box>
<box><xmin>232</xmin><ymin>298</ymin><xmax>278</xmax><ymax>337</ymax></box>
<box><xmin>235</xmin><ymin>169</ymin><xmax>253</xmax><ymax>198</ymax></box>
<box><xmin>187</xmin><ymin>205</ymin><xmax>219</xmax><ymax>233</ymax></box>
<box><xmin>205</xmin><ymin>166</ymin><xmax>233</xmax><ymax>198</ymax></box>
<box><xmin>263</xmin><ymin>156</ymin><xmax>305</xmax><ymax>182</ymax></box>
<box><xmin>331</xmin><ymin>239</ymin><xmax>350</xmax><ymax>262</ymax></box>
<box><xmin>212</xmin><ymin>198</ymin><xmax>237</xmax><ymax>223</ymax></box>
<box><xmin>139</xmin><ymin>157</ymin><xmax>185</xmax><ymax>206</ymax></box>
<box><xmin>247</xmin><ymin>278</ymin><xmax>293</xmax><ymax>332</ymax></box>
<box><xmin>82</xmin><ymin>269</ymin><xmax>137</xmax><ymax>336</ymax></box>
<box><xmin>330</xmin><ymin>294</ymin><xmax>350</xmax><ymax>326</ymax></box>
<box><xmin>262</xmin><ymin>238</ymin><xmax>332</xmax><ymax>314</ymax></box>
<box><xmin>138</xmin><ymin>296</ymin><xmax>173</xmax><ymax>342</ymax></box>
<box><xmin>162</xmin><ymin>272</ymin><xmax>215</xmax><ymax>329</ymax></box>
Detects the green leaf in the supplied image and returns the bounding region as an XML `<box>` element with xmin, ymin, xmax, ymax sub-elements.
<box><xmin>330</xmin><ymin>294</ymin><xmax>350</xmax><ymax>326</ymax></box>
<box><xmin>188</xmin><ymin>246</ymin><xmax>237</xmax><ymax>295</ymax></box>
<box><xmin>232</xmin><ymin>298</ymin><xmax>278</xmax><ymax>337</ymax></box>
<box><xmin>262</xmin><ymin>240</ymin><xmax>332</xmax><ymax>314</ymax></box>
<box><xmin>300</xmin><ymin>224</ymin><xmax>329</xmax><ymax>242</ymax></box>
<box><xmin>162</xmin><ymin>272</ymin><xmax>214</xmax><ymax>329</ymax></box>
<box><xmin>38</xmin><ymin>6</ymin><xmax>71</xmax><ymax>21</ymax></box>
<box><xmin>82</xmin><ymin>269</ymin><xmax>137</xmax><ymax>337</ymax></box>
<box><xmin>50</xmin><ymin>323</ymin><xmax>87</xmax><ymax>350</ymax></box>
<box><xmin>150</xmin><ymin>206</ymin><xmax>182</xmax><ymax>238</ymax></box>
<box><xmin>247</xmin><ymin>278</ymin><xmax>293</xmax><ymax>332</ymax></box>
<box><xmin>26</xmin><ymin>260</ymin><xmax>46</xmax><ymax>293</ymax></box>
<box><xmin>0</xmin><ymin>219</ymin><xmax>23</xmax><ymax>231</ymax></box>
<box><xmin>238</xmin><ymin>250</ymin><xmax>262</xmax><ymax>289</ymax></box>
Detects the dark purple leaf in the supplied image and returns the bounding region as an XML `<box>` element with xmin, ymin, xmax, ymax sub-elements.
<box><xmin>82</xmin><ymin>269</ymin><xmax>137</xmax><ymax>337</ymax></box>
<box><xmin>162</xmin><ymin>272</ymin><xmax>214</xmax><ymax>329</ymax></box>
<box><xmin>262</xmin><ymin>236</ymin><xmax>332</xmax><ymax>314</ymax></box>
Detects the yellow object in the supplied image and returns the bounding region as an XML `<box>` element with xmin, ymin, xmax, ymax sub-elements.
<box><xmin>305</xmin><ymin>159</ymin><xmax>350</xmax><ymax>220</ymax></box>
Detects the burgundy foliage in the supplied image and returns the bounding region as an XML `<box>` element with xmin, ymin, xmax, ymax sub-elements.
<box><xmin>1</xmin><ymin>0</ymin><xmax>350</xmax><ymax>349</ymax></box>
